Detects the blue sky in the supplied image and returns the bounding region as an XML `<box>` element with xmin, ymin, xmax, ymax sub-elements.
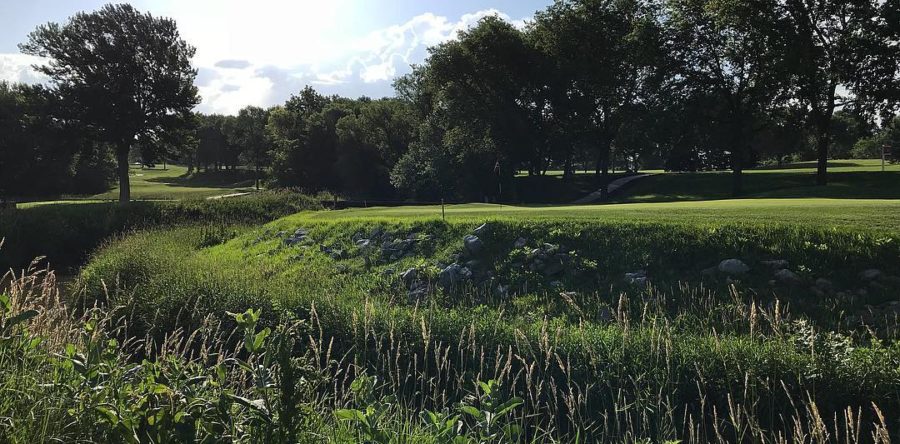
<box><xmin>0</xmin><ymin>0</ymin><xmax>550</xmax><ymax>114</ymax></box>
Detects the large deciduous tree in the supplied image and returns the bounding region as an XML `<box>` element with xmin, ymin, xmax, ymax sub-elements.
<box><xmin>667</xmin><ymin>0</ymin><xmax>790</xmax><ymax>195</ymax></box>
<box><xmin>780</xmin><ymin>0</ymin><xmax>900</xmax><ymax>185</ymax></box>
<box><xmin>533</xmin><ymin>0</ymin><xmax>664</xmax><ymax>198</ymax></box>
<box><xmin>20</xmin><ymin>3</ymin><xmax>199</xmax><ymax>202</ymax></box>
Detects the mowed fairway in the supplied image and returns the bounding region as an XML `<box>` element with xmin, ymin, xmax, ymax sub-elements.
<box><xmin>618</xmin><ymin>159</ymin><xmax>900</xmax><ymax>202</ymax></box>
<box><xmin>86</xmin><ymin>165</ymin><xmax>256</xmax><ymax>200</ymax></box>
<box><xmin>306</xmin><ymin>198</ymin><xmax>900</xmax><ymax>233</ymax></box>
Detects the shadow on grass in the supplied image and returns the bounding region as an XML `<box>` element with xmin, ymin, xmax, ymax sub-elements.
<box><xmin>614</xmin><ymin>171</ymin><xmax>900</xmax><ymax>203</ymax></box>
<box><xmin>145</xmin><ymin>169</ymin><xmax>256</xmax><ymax>189</ymax></box>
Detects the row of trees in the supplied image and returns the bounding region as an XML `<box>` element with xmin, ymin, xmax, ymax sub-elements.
<box><xmin>2</xmin><ymin>1</ymin><xmax>898</xmax><ymax>202</ymax></box>
<box><xmin>389</xmin><ymin>0</ymin><xmax>900</xmax><ymax>199</ymax></box>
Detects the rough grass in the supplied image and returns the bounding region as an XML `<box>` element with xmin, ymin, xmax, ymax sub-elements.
<box><xmin>76</xmin><ymin>212</ymin><xmax>900</xmax><ymax>440</ymax></box>
<box><xmin>0</xmin><ymin>190</ymin><xmax>326</xmax><ymax>272</ymax></box>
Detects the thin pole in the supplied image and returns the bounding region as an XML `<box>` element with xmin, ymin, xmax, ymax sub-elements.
<box><xmin>441</xmin><ymin>198</ymin><xmax>445</xmax><ymax>222</ymax></box>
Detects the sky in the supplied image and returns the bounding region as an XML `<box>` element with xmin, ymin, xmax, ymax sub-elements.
<box><xmin>0</xmin><ymin>0</ymin><xmax>551</xmax><ymax>114</ymax></box>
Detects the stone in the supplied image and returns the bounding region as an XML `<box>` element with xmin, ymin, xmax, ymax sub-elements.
<box><xmin>513</xmin><ymin>237</ymin><xmax>528</xmax><ymax>249</ymax></box>
<box><xmin>718</xmin><ymin>259</ymin><xmax>749</xmax><ymax>276</ymax></box>
<box><xmin>814</xmin><ymin>278</ymin><xmax>833</xmax><ymax>292</ymax></box>
<box><xmin>439</xmin><ymin>264</ymin><xmax>471</xmax><ymax>288</ymax></box>
<box><xmin>381</xmin><ymin>268</ymin><xmax>395</xmax><ymax>277</ymax></box>
<box><xmin>542</xmin><ymin>258</ymin><xmax>566</xmax><ymax>277</ymax></box>
<box><xmin>859</xmin><ymin>269</ymin><xmax>883</xmax><ymax>281</ymax></box>
<box><xmin>401</xmin><ymin>268</ymin><xmax>418</xmax><ymax>286</ymax></box>
<box><xmin>597</xmin><ymin>306</ymin><xmax>614</xmax><ymax>323</ymax></box>
<box><xmin>761</xmin><ymin>259</ymin><xmax>789</xmax><ymax>270</ymax></box>
<box><xmin>355</xmin><ymin>238</ymin><xmax>372</xmax><ymax>248</ymax></box>
<box><xmin>774</xmin><ymin>269</ymin><xmax>802</xmax><ymax>286</ymax></box>
<box><xmin>624</xmin><ymin>270</ymin><xmax>648</xmax><ymax>285</ymax></box>
<box><xmin>463</xmin><ymin>235</ymin><xmax>484</xmax><ymax>255</ymax></box>
<box><xmin>283</xmin><ymin>228</ymin><xmax>309</xmax><ymax>246</ymax></box>
<box><xmin>473</xmin><ymin>223</ymin><xmax>491</xmax><ymax>237</ymax></box>
<box><xmin>700</xmin><ymin>266</ymin><xmax>718</xmax><ymax>278</ymax></box>
<box><xmin>407</xmin><ymin>281</ymin><xmax>428</xmax><ymax>301</ymax></box>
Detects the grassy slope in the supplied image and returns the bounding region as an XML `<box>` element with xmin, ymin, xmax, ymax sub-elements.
<box><xmin>85</xmin><ymin>165</ymin><xmax>256</xmax><ymax>200</ymax></box>
<box><xmin>78</xmin><ymin>214</ymin><xmax>900</xmax><ymax>436</ymax></box>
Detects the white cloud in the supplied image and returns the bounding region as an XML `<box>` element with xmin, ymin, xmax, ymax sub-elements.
<box><xmin>0</xmin><ymin>53</ymin><xmax>47</xmax><ymax>84</ymax></box>
<box><xmin>0</xmin><ymin>8</ymin><xmax>532</xmax><ymax>114</ymax></box>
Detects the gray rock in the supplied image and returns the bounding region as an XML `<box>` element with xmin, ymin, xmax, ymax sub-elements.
<box><xmin>495</xmin><ymin>284</ymin><xmax>510</xmax><ymax>298</ymax></box>
<box><xmin>774</xmin><ymin>269</ymin><xmax>802</xmax><ymax>286</ymax></box>
<box><xmin>718</xmin><ymin>259</ymin><xmax>750</xmax><ymax>276</ymax></box>
<box><xmin>401</xmin><ymin>268</ymin><xmax>418</xmax><ymax>286</ymax></box>
<box><xmin>439</xmin><ymin>264</ymin><xmax>469</xmax><ymax>288</ymax></box>
<box><xmin>355</xmin><ymin>238</ymin><xmax>372</xmax><ymax>248</ymax></box>
<box><xmin>700</xmin><ymin>266</ymin><xmax>718</xmax><ymax>278</ymax></box>
<box><xmin>542</xmin><ymin>258</ymin><xmax>566</xmax><ymax>277</ymax></box>
<box><xmin>859</xmin><ymin>269</ymin><xmax>883</xmax><ymax>281</ymax></box>
<box><xmin>463</xmin><ymin>235</ymin><xmax>484</xmax><ymax>255</ymax></box>
<box><xmin>624</xmin><ymin>270</ymin><xmax>648</xmax><ymax>285</ymax></box>
<box><xmin>597</xmin><ymin>306</ymin><xmax>614</xmax><ymax>323</ymax></box>
<box><xmin>381</xmin><ymin>268</ymin><xmax>395</xmax><ymax>277</ymax></box>
<box><xmin>283</xmin><ymin>228</ymin><xmax>309</xmax><ymax>246</ymax></box>
<box><xmin>761</xmin><ymin>259</ymin><xmax>789</xmax><ymax>270</ymax></box>
<box><xmin>407</xmin><ymin>281</ymin><xmax>428</xmax><ymax>301</ymax></box>
<box><xmin>513</xmin><ymin>237</ymin><xmax>528</xmax><ymax>249</ymax></box>
<box><xmin>814</xmin><ymin>278</ymin><xmax>833</xmax><ymax>292</ymax></box>
<box><xmin>473</xmin><ymin>223</ymin><xmax>491</xmax><ymax>237</ymax></box>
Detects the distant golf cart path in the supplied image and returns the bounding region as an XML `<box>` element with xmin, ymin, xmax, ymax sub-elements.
<box><xmin>574</xmin><ymin>173</ymin><xmax>654</xmax><ymax>204</ymax></box>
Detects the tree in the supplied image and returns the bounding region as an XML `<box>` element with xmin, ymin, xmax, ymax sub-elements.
<box><xmin>780</xmin><ymin>0</ymin><xmax>900</xmax><ymax>185</ymax></box>
<box><xmin>20</xmin><ymin>3</ymin><xmax>199</xmax><ymax>203</ymax></box>
<box><xmin>234</xmin><ymin>106</ymin><xmax>271</xmax><ymax>189</ymax></box>
<box><xmin>532</xmin><ymin>0</ymin><xmax>665</xmax><ymax>198</ymax></box>
<box><xmin>667</xmin><ymin>0</ymin><xmax>790</xmax><ymax>195</ymax></box>
<box><xmin>423</xmin><ymin>16</ymin><xmax>543</xmax><ymax>200</ymax></box>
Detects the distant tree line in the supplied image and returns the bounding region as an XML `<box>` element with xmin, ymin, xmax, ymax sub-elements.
<box><xmin>1</xmin><ymin>0</ymin><xmax>898</xmax><ymax>202</ymax></box>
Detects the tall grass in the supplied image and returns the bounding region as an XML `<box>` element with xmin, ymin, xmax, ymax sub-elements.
<box><xmin>70</xmin><ymin>218</ymin><xmax>900</xmax><ymax>442</ymax></box>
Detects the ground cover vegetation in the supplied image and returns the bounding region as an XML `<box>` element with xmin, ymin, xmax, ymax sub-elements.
<box><xmin>3</xmin><ymin>0</ymin><xmax>899</xmax><ymax>204</ymax></box>
<box><xmin>62</xmin><ymin>208</ymin><xmax>899</xmax><ymax>442</ymax></box>
<box><xmin>0</xmin><ymin>191</ymin><xmax>326</xmax><ymax>272</ymax></box>
<box><xmin>1</xmin><ymin>0</ymin><xmax>899</xmax><ymax>442</ymax></box>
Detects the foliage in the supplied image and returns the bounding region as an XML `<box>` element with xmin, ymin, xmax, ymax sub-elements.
<box><xmin>20</xmin><ymin>3</ymin><xmax>199</xmax><ymax>202</ymax></box>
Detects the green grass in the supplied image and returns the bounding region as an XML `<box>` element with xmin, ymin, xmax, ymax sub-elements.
<box><xmin>299</xmin><ymin>198</ymin><xmax>900</xmax><ymax>234</ymax></box>
<box><xmin>618</xmin><ymin>159</ymin><xmax>900</xmax><ymax>202</ymax></box>
<box><xmin>0</xmin><ymin>191</ymin><xmax>325</xmax><ymax>272</ymax></box>
<box><xmin>76</xmin><ymin>207</ymin><xmax>900</xmax><ymax>440</ymax></box>
<box><xmin>84</xmin><ymin>165</ymin><xmax>257</xmax><ymax>200</ymax></box>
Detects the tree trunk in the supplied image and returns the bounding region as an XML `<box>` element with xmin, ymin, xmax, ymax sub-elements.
<box><xmin>732</xmin><ymin>162</ymin><xmax>743</xmax><ymax>197</ymax></box>
<box><xmin>595</xmin><ymin>137</ymin><xmax>612</xmax><ymax>200</ymax></box>
<box><xmin>255</xmin><ymin>151</ymin><xmax>261</xmax><ymax>190</ymax></box>
<box><xmin>815</xmin><ymin>118</ymin><xmax>831</xmax><ymax>186</ymax></box>
<box><xmin>117</xmin><ymin>145</ymin><xmax>131</xmax><ymax>203</ymax></box>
